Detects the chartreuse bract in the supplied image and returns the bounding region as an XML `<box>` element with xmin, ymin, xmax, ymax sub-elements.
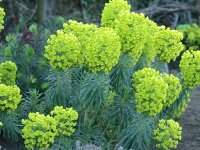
<box><xmin>180</xmin><ymin>50</ymin><xmax>200</xmax><ymax>89</ymax></box>
<box><xmin>44</xmin><ymin>30</ymin><xmax>82</xmax><ymax>70</ymax></box>
<box><xmin>22</xmin><ymin>106</ymin><xmax>78</xmax><ymax>149</ymax></box>
<box><xmin>154</xmin><ymin>119</ymin><xmax>182</xmax><ymax>150</ymax></box>
<box><xmin>132</xmin><ymin>68</ymin><xmax>182</xmax><ymax>116</ymax></box>
<box><xmin>0</xmin><ymin>61</ymin><xmax>17</xmax><ymax>86</ymax></box>
<box><xmin>50</xmin><ymin>106</ymin><xmax>78</xmax><ymax>137</ymax></box>
<box><xmin>101</xmin><ymin>0</ymin><xmax>131</xmax><ymax>28</ymax></box>
<box><xmin>0</xmin><ymin>61</ymin><xmax>22</xmax><ymax>113</ymax></box>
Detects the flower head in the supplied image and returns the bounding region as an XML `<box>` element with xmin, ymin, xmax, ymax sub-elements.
<box><xmin>101</xmin><ymin>0</ymin><xmax>131</xmax><ymax>28</ymax></box>
<box><xmin>180</xmin><ymin>50</ymin><xmax>200</xmax><ymax>88</ymax></box>
<box><xmin>45</xmin><ymin>30</ymin><xmax>81</xmax><ymax>70</ymax></box>
<box><xmin>154</xmin><ymin>119</ymin><xmax>182</xmax><ymax>150</ymax></box>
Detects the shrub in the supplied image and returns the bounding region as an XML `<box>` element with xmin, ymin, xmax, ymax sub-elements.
<box><xmin>0</xmin><ymin>0</ymin><xmax>199</xmax><ymax>149</ymax></box>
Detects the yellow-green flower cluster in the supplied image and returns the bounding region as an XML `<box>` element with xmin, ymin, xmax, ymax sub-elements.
<box><xmin>177</xmin><ymin>24</ymin><xmax>200</xmax><ymax>50</ymax></box>
<box><xmin>47</xmin><ymin>19</ymin><xmax>121</xmax><ymax>73</ymax></box>
<box><xmin>63</xmin><ymin>20</ymin><xmax>97</xmax><ymax>55</ymax></box>
<box><xmin>101</xmin><ymin>0</ymin><xmax>131</xmax><ymax>28</ymax></box>
<box><xmin>0</xmin><ymin>0</ymin><xmax>5</xmax><ymax>31</ymax></box>
<box><xmin>114</xmin><ymin>11</ymin><xmax>148</xmax><ymax>65</ymax></box>
<box><xmin>50</xmin><ymin>106</ymin><xmax>78</xmax><ymax>137</ymax></box>
<box><xmin>133</xmin><ymin>74</ymin><xmax>168</xmax><ymax>116</ymax></box>
<box><xmin>0</xmin><ymin>61</ymin><xmax>17</xmax><ymax>86</ymax></box>
<box><xmin>84</xmin><ymin>27</ymin><xmax>121</xmax><ymax>73</ymax></box>
<box><xmin>133</xmin><ymin>68</ymin><xmax>161</xmax><ymax>86</ymax></box>
<box><xmin>133</xmin><ymin>68</ymin><xmax>182</xmax><ymax>116</ymax></box>
<box><xmin>154</xmin><ymin>119</ymin><xmax>182</xmax><ymax>150</ymax></box>
<box><xmin>155</xmin><ymin>26</ymin><xmax>184</xmax><ymax>62</ymax></box>
<box><xmin>45</xmin><ymin>30</ymin><xmax>81</xmax><ymax>70</ymax></box>
<box><xmin>163</xmin><ymin>74</ymin><xmax>182</xmax><ymax>107</ymax></box>
<box><xmin>179</xmin><ymin>50</ymin><xmax>200</xmax><ymax>88</ymax></box>
<box><xmin>22</xmin><ymin>113</ymin><xmax>58</xmax><ymax>149</ymax></box>
<box><xmin>141</xmin><ymin>20</ymin><xmax>159</xmax><ymax>66</ymax></box>
<box><xmin>22</xmin><ymin>106</ymin><xmax>78</xmax><ymax>149</ymax></box>
<box><xmin>0</xmin><ymin>84</ymin><xmax>22</xmax><ymax>113</ymax></box>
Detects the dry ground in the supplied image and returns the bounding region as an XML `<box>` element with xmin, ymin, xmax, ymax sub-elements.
<box><xmin>177</xmin><ymin>86</ymin><xmax>200</xmax><ymax>150</ymax></box>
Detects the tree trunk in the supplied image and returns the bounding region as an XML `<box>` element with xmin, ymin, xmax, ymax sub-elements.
<box><xmin>36</xmin><ymin>0</ymin><xmax>47</xmax><ymax>24</ymax></box>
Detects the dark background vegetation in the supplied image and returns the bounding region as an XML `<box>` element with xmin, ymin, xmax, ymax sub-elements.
<box><xmin>1</xmin><ymin>0</ymin><xmax>200</xmax><ymax>27</ymax></box>
<box><xmin>1</xmin><ymin>0</ymin><xmax>199</xmax><ymax>70</ymax></box>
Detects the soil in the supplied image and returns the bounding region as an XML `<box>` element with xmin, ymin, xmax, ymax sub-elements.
<box><xmin>177</xmin><ymin>86</ymin><xmax>200</xmax><ymax>150</ymax></box>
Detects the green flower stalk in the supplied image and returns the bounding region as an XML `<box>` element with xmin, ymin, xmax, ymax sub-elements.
<box><xmin>45</xmin><ymin>30</ymin><xmax>82</xmax><ymax>70</ymax></box>
<box><xmin>114</xmin><ymin>11</ymin><xmax>148</xmax><ymax>65</ymax></box>
<box><xmin>0</xmin><ymin>61</ymin><xmax>17</xmax><ymax>86</ymax></box>
<box><xmin>155</xmin><ymin>26</ymin><xmax>184</xmax><ymax>62</ymax></box>
<box><xmin>174</xmin><ymin>93</ymin><xmax>190</xmax><ymax>118</ymax></box>
<box><xmin>180</xmin><ymin>50</ymin><xmax>200</xmax><ymax>88</ymax></box>
<box><xmin>84</xmin><ymin>27</ymin><xmax>121</xmax><ymax>73</ymax></box>
<box><xmin>0</xmin><ymin>84</ymin><xmax>22</xmax><ymax>113</ymax></box>
<box><xmin>50</xmin><ymin>106</ymin><xmax>78</xmax><ymax>137</ymax></box>
<box><xmin>101</xmin><ymin>0</ymin><xmax>131</xmax><ymax>28</ymax></box>
<box><xmin>22</xmin><ymin>113</ymin><xmax>58</xmax><ymax>149</ymax></box>
<box><xmin>154</xmin><ymin>119</ymin><xmax>182</xmax><ymax>150</ymax></box>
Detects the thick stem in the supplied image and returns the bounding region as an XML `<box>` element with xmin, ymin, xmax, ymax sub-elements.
<box><xmin>36</xmin><ymin>0</ymin><xmax>47</xmax><ymax>24</ymax></box>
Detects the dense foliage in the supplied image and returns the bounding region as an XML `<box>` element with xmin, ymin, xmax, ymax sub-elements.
<box><xmin>0</xmin><ymin>0</ymin><xmax>199</xmax><ymax>149</ymax></box>
<box><xmin>177</xmin><ymin>24</ymin><xmax>200</xmax><ymax>50</ymax></box>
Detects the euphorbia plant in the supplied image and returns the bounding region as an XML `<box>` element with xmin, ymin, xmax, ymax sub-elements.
<box><xmin>1</xmin><ymin>0</ymin><xmax>199</xmax><ymax>149</ymax></box>
<box><xmin>40</xmin><ymin>0</ymin><xmax>200</xmax><ymax>149</ymax></box>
